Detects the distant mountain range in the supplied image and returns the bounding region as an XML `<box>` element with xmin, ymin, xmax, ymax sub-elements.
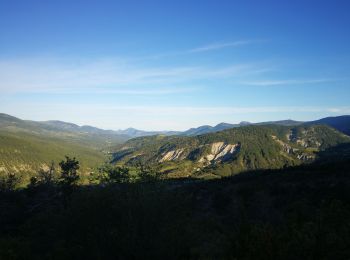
<box><xmin>180</xmin><ymin>117</ymin><xmax>350</xmax><ymax>136</ymax></box>
<box><xmin>0</xmin><ymin>113</ymin><xmax>178</xmax><ymax>140</ymax></box>
<box><xmin>2</xmin><ymin>113</ymin><xmax>350</xmax><ymax>138</ymax></box>
<box><xmin>176</xmin><ymin>117</ymin><xmax>350</xmax><ymax>137</ymax></box>
<box><xmin>0</xmin><ymin>113</ymin><xmax>130</xmax><ymax>146</ymax></box>
<box><xmin>307</xmin><ymin>116</ymin><xmax>350</xmax><ymax>135</ymax></box>
<box><xmin>181</xmin><ymin>120</ymin><xmax>304</xmax><ymax>136</ymax></box>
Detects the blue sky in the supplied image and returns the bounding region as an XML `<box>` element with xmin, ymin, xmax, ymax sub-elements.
<box><xmin>0</xmin><ymin>0</ymin><xmax>349</xmax><ymax>130</ymax></box>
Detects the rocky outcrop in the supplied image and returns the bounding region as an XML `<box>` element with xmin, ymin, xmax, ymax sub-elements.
<box><xmin>288</xmin><ymin>128</ymin><xmax>322</xmax><ymax>148</ymax></box>
<box><xmin>159</xmin><ymin>149</ymin><xmax>185</xmax><ymax>162</ymax></box>
<box><xmin>272</xmin><ymin>135</ymin><xmax>316</xmax><ymax>160</ymax></box>
<box><xmin>287</xmin><ymin>130</ymin><xmax>297</xmax><ymax>142</ymax></box>
<box><xmin>297</xmin><ymin>153</ymin><xmax>315</xmax><ymax>161</ymax></box>
<box><xmin>296</xmin><ymin>139</ymin><xmax>321</xmax><ymax>148</ymax></box>
<box><xmin>199</xmin><ymin>142</ymin><xmax>240</xmax><ymax>164</ymax></box>
<box><xmin>272</xmin><ymin>135</ymin><xmax>295</xmax><ymax>154</ymax></box>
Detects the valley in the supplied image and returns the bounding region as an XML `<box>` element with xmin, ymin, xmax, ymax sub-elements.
<box><xmin>1</xmin><ymin>113</ymin><xmax>350</xmax><ymax>184</ymax></box>
<box><xmin>2</xmin><ymin>2</ymin><xmax>349</xmax><ymax>258</ymax></box>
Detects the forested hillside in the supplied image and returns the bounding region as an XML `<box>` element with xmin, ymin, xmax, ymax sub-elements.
<box><xmin>1</xmin><ymin>113</ymin><xmax>350</xmax><ymax>183</ymax></box>
<box><xmin>112</xmin><ymin>124</ymin><xmax>350</xmax><ymax>178</ymax></box>
<box><xmin>0</xmin><ymin>114</ymin><xmax>124</xmax><ymax>181</ymax></box>
<box><xmin>0</xmin><ymin>130</ymin><xmax>107</xmax><ymax>183</ymax></box>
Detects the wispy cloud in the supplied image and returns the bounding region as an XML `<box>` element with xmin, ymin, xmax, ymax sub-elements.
<box><xmin>98</xmin><ymin>106</ymin><xmax>350</xmax><ymax>116</ymax></box>
<box><xmin>142</xmin><ymin>39</ymin><xmax>264</xmax><ymax>60</ymax></box>
<box><xmin>57</xmin><ymin>87</ymin><xmax>199</xmax><ymax>95</ymax></box>
<box><xmin>188</xmin><ymin>40</ymin><xmax>257</xmax><ymax>53</ymax></box>
<box><xmin>242</xmin><ymin>78</ymin><xmax>334</xmax><ymax>86</ymax></box>
<box><xmin>0</xmin><ymin>40</ymin><xmax>267</xmax><ymax>94</ymax></box>
<box><xmin>0</xmin><ymin>55</ymin><xmax>338</xmax><ymax>97</ymax></box>
<box><xmin>0</xmin><ymin>57</ymin><xmax>261</xmax><ymax>94</ymax></box>
<box><xmin>10</xmin><ymin>103</ymin><xmax>350</xmax><ymax>116</ymax></box>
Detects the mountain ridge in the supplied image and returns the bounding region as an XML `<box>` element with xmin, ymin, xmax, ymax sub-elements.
<box><xmin>307</xmin><ymin>115</ymin><xmax>350</xmax><ymax>135</ymax></box>
<box><xmin>2</xmin><ymin>113</ymin><xmax>350</xmax><ymax>138</ymax></box>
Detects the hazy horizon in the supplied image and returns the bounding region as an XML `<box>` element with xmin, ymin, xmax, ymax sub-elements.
<box><xmin>1</xmin><ymin>1</ymin><xmax>349</xmax><ymax>130</ymax></box>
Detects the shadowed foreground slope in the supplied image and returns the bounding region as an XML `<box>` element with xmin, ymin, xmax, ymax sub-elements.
<box><xmin>1</xmin><ymin>156</ymin><xmax>350</xmax><ymax>259</ymax></box>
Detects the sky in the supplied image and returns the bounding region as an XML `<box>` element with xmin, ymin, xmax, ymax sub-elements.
<box><xmin>0</xmin><ymin>0</ymin><xmax>350</xmax><ymax>131</ymax></box>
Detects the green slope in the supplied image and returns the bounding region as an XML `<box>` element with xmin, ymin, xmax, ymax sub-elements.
<box><xmin>0</xmin><ymin>113</ymin><xmax>128</xmax><ymax>149</ymax></box>
<box><xmin>0</xmin><ymin>130</ymin><xmax>107</xmax><ymax>181</ymax></box>
<box><xmin>112</xmin><ymin>124</ymin><xmax>350</xmax><ymax>179</ymax></box>
<box><xmin>0</xmin><ymin>113</ymin><xmax>129</xmax><ymax>182</ymax></box>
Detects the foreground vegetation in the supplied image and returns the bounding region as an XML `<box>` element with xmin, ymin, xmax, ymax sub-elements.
<box><xmin>0</xmin><ymin>155</ymin><xmax>350</xmax><ymax>259</ymax></box>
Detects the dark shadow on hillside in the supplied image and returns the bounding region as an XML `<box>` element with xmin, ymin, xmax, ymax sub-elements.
<box><xmin>1</xmin><ymin>145</ymin><xmax>350</xmax><ymax>259</ymax></box>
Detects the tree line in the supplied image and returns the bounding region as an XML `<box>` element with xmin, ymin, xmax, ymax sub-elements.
<box><xmin>0</xmin><ymin>156</ymin><xmax>162</xmax><ymax>192</ymax></box>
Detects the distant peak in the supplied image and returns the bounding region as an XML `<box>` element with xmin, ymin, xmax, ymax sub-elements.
<box><xmin>216</xmin><ymin>122</ymin><xmax>231</xmax><ymax>127</ymax></box>
<box><xmin>44</xmin><ymin>120</ymin><xmax>79</xmax><ymax>127</ymax></box>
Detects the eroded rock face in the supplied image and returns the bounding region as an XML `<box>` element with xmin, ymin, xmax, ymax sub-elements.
<box><xmin>272</xmin><ymin>135</ymin><xmax>314</xmax><ymax>160</ymax></box>
<box><xmin>287</xmin><ymin>129</ymin><xmax>298</xmax><ymax>142</ymax></box>
<box><xmin>272</xmin><ymin>135</ymin><xmax>294</xmax><ymax>154</ymax></box>
<box><xmin>159</xmin><ymin>149</ymin><xmax>184</xmax><ymax>162</ymax></box>
<box><xmin>297</xmin><ymin>153</ymin><xmax>315</xmax><ymax>161</ymax></box>
<box><xmin>199</xmin><ymin>142</ymin><xmax>240</xmax><ymax>164</ymax></box>
<box><xmin>290</xmin><ymin>128</ymin><xmax>322</xmax><ymax>148</ymax></box>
